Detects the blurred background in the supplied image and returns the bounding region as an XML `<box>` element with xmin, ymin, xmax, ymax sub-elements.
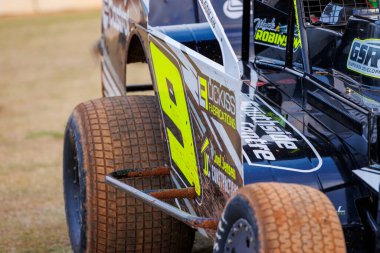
<box><xmin>0</xmin><ymin>1</ymin><xmax>212</xmax><ymax>252</ymax></box>
<box><xmin>0</xmin><ymin>1</ymin><xmax>102</xmax><ymax>252</ymax></box>
<box><xmin>0</xmin><ymin>0</ymin><xmax>101</xmax><ymax>16</ymax></box>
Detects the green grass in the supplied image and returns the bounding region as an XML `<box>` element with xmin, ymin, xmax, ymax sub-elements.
<box><xmin>26</xmin><ymin>131</ymin><xmax>64</xmax><ymax>140</ymax></box>
<box><xmin>0</xmin><ymin>10</ymin><xmax>101</xmax><ymax>253</ymax></box>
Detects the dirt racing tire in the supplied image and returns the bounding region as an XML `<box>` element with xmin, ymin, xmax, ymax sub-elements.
<box><xmin>213</xmin><ymin>183</ymin><xmax>346</xmax><ymax>253</ymax></box>
<box><xmin>63</xmin><ymin>96</ymin><xmax>195</xmax><ymax>253</ymax></box>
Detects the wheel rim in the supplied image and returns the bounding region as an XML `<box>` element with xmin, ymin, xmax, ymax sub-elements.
<box><xmin>63</xmin><ymin>129</ymin><xmax>83</xmax><ymax>253</ymax></box>
<box><xmin>224</xmin><ymin>218</ymin><xmax>255</xmax><ymax>253</ymax></box>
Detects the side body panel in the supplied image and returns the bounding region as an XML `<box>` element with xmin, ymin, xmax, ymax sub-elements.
<box><xmin>100</xmin><ymin>0</ymin><xmax>246</xmax><ymax>228</ymax></box>
<box><xmin>148</xmin><ymin>32</ymin><xmax>243</xmax><ymax>220</ymax></box>
<box><xmin>101</xmin><ymin>0</ymin><xmax>148</xmax><ymax>96</ymax></box>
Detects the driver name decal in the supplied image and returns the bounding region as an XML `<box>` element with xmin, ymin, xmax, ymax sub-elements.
<box><xmin>254</xmin><ymin>18</ymin><xmax>301</xmax><ymax>51</ymax></box>
<box><xmin>347</xmin><ymin>38</ymin><xmax>380</xmax><ymax>79</ymax></box>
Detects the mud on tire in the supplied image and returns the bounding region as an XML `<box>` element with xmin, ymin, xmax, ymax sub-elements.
<box><xmin>213</xmin><ymin>183</ymin><xmax>346</xmax><ymax>253</ymax></box>
<box><xmin>63</xmin><ymin>96</ymin><xmax>195</xmax><ymax>253</ymax></box>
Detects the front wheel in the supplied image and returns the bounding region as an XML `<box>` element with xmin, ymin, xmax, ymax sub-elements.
<box><xmin>63</xmin><ymin>96</ymin><xmax>195</xmax><ymax>252</ymax></box>
<box><xmin>214</xmin><ymin>183</ymin><xmax>346</xmax><ymax>253</ymax></box>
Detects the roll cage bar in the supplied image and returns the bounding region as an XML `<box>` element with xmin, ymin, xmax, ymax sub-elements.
<box><xmin>194</xmin><ymin>0</ymin><xmax>313</xmax><ymax>78</ymax></box>
<box><xmin>197</xmin><ymin>0</ymin><xmax>241</xmax><ymax>78</ymax></box>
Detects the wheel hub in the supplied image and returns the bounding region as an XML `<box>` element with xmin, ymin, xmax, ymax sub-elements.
<box><xmin>224</xmin><ymin>218</ymin><xmax>255</xmax><ymax>253</ymax></box>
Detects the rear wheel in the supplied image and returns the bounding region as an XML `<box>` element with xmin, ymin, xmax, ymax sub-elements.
<box><xmin>214</xmin><ymin>183</ymin><xmax>346</xmax><ymax>253</ymax></box>
<box><xmin>63</xmin><ymin>96</ymin><xmax>195</xmax><ymax>253</ymax></box>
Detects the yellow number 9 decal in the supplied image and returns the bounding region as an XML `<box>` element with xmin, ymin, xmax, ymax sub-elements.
<box><xmin>150</xmin><ymin>42</ymin><xmax>200</xmax><ymax>195</ymax></box>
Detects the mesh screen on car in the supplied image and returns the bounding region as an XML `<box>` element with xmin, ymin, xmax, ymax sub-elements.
<box><xmin>303</xmin><ymin>0</ymin><xmax>380</xmax><ymax>26</ymax></box>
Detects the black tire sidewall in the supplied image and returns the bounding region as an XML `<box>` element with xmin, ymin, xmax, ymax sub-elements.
<box><xmin>63</xmin><ymin>114</ymin><xmax>87</xmax><ymax>253</ymax></box>
<box><xmin>63</xmin><ymin>97</ymin><xmax>196</xmax><ymax>253</ymax></box>
<box><xmin>214</xmin><ymin>194</ymin><xmax>260</xmax><ymax>253</ymax></box>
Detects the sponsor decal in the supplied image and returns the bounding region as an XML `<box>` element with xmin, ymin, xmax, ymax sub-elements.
<box><xmin>347</xmin><ymin>38</ymin><xmax>380</xmax><ymax>79</ymax></box>
<box><xmin>241</xmin><ymin>101</ymin><xmax>298</xmax><ymax>161</ymax></box>
<box><xmin>254</xmin><ymin>18</ymin><xmax>301</xmax><ymax>51</ymax></box>
<box><xmin>199</xmin><ymin>76</ymin><xmax>237</xmax><ymax>129</ymax></box>
<box><xmin>201</xmin><ymin>138</ymin><xmax>238</xmax><ymax>195</ymax></box>
<box><xmin>104</xmin><ymin>0</ymin><xmax>129</xmax><ymax>33</ymax></box>
<box><xmin>210</xmin><ymin>165</ymin><xmax>238</xmax><ymax>195</ymax></box>
<box><xmin>213</xmin><ymin>153</ymin><xmax>236</xmax><ymax>180</ymax></box>
<box><xmin>223</xmin><ymin>0</ymin><xmax>243</xmax><ymax>19</ymax></box>
<box><xmin>241</xmin><ymin>98</ymin><xmax>323</xmax><ymax>173</ymax></box>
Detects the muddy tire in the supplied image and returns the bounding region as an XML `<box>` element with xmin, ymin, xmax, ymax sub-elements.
<box><xmin>63</xmin><ymin>96</ymin><xmax>195</xmax><ymax>253</ymax></box>
<box><xmin>214</xmin><ymin>183</ymin><xmax>346</xmax><ymax>253</ymax></box>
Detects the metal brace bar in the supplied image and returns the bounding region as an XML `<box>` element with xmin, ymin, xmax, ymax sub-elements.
<box><xmin>105</xmin><ymin>174</ymin><xmax>219</xmax><ymax>230</ymax></box>
<box><xmin>144</xmin><ymin>187</ymin><xmax>197</xmax><ymax>200</ymax></box>
<box><xmin>111</xmin><ymin>167</ymin><xmax>170</xmax><ymax>179</ymax></box>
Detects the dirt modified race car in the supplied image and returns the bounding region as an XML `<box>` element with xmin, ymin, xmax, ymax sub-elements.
<box><xmin>63</xmin><ymin>0</ymin><xmax>380</xmax><ymax>252</ymax></box>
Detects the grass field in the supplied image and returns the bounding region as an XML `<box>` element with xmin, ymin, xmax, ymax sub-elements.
<box><xmin>0</xmin><ymin>11</ymin><xmax>103</xmax><ymax>253</ymax></box>
<box><xmin>0</xmin><ymin>10</ymin><xmax>212</xmax><ymax>253</ymax></box>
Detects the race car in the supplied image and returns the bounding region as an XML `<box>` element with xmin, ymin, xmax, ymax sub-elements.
<box><xmin>63</xmin><ymin>0</ymin><xmax>380</xmax><ymax>252</ymax></box>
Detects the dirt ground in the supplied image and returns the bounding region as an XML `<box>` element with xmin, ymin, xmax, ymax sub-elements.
<box><xmin>0</xmin><ymin>0</ymin><xmax>102</xmax><ymax>16</ymax></box>
<box><xmin>0</xmin><ymin>11</ymin><xmax>212</xmax><ymax>253</ymax></box>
